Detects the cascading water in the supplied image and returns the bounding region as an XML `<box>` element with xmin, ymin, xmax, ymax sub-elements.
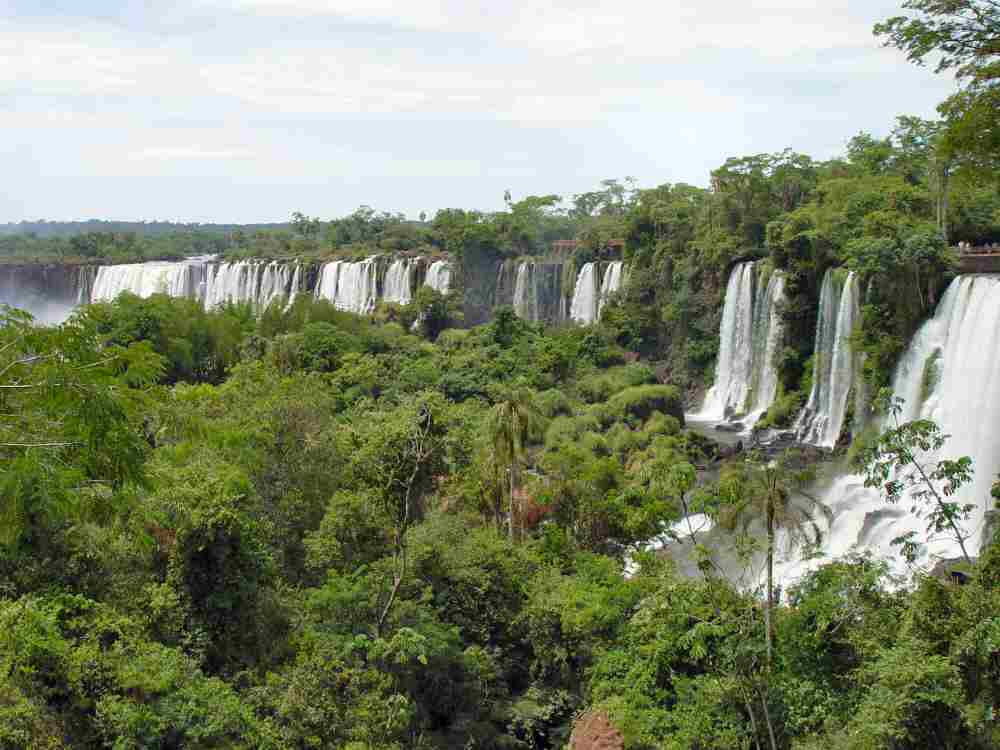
<box><xmin>570</xmin><ymin>263</ymin><xmax>599</xmax><ymax>324</ymax></box>
<box><xmin>91</xmin><ymin>259</ymin><xmax>208</xmax><ymax>302</ymax></box>
<box><xmin>513</xmin><ymin>262</ymin><xmax>535</xmax><ymax>320</ymax></box>
<box><xmin>795</xmin><ymin>270</ymin><xmax>860</xmax><ymax>448</ymax></box>
<box><xmin>424</xmin><ymin>260</ymin><xmax>451</xmax><ymax>295</ymax></box>
<box><xmin>597</xmin><ymin>261</ymin><xmax>624</xmax><ymax>317</ymax></box>
<box><xmin>748</xmin><ymin>271</ymin><xmax>786</xmax><ymax>421</ymax></box>
<box><xmin>383</xmin><ymin>259</ymin><xmax>415</xmax><ymax>305</ymax></box>
<box><xmin>697</xmin><ymin>261</ymin><xmax>786</xmax><ymax>426</ymax></box>
<box><xmin>313</xmin><ymin>257</ymin><xmax>379</xmax><ymax>314</ymax></box>
<box><xmin>285</xmin><ymin>264</ymin><xmax>302</xmax><ymax>310</ymax></box>
<box><xmin>775</xmin><ymin>274</ymin><xmax>1000</xmax><ymax>583</ymax></box>
<box><xmin>202</xmin><ymin>260</ymin><xmax>297</xmax><ymax>309</ymax></box>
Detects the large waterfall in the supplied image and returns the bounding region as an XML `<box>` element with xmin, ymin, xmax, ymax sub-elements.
<box><xmin>203</xmin><ymin>261</ymin><xmax>300</xmax><ymax>309</ymax></box>
<box><xmin>774</xmin><ymin>274</ymin><xmax>1000</xmax><ymax>582</ymax></box>
<box><xmin>313</xmin><ymin>258</ymin><xmax>379</xmax><ymax>314</ymax></box>
<box><xmin>91</xmin><ymin>259</ymin><xmax>209</xmax><ymax>303</ymax></box>
<box><xmin>90</xmin><ymin>257</ymin><xmax>302</xmax><ymax>310</ymax></box>
<box><xmin>383</xmin><ymin>259</ymin><xmax>416</xmax><ymax>305</ymax></box>
<box><xmin>312</xmin><ymin>256</ymin><xmax>453</xmax><ymax>313</ymax></box>
<box><xmin>698</xmin><ymin>262</ymin><xmax>785</xmax><ymax>426</ymax></box>
<box><xmin>795</xmin><ymin>270</ymin><xmax>861</xmax><ymax>448</ymax></box>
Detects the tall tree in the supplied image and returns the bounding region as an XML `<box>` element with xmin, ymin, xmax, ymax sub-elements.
<box><xmin>719</xmin><ymin>452</ymin><xmax>827</xmax><ymax>667</ymax></box>
<box><xmin>877</xmin><ymin>1</ymin><xmax>1000</xmax><ymax>178</ymax></box>
<box><xmin>487</xmin><ymin>387</ymin><xmax>544</xmax><ymax>541</ymax></box>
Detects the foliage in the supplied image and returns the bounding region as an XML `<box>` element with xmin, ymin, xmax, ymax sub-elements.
<box><xmin>855</xmin><ymin>393</ymin><xmax>976</xmax><ymax>566</ymax></box>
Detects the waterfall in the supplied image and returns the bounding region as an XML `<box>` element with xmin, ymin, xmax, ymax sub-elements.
<box><xmin>424</xmin><ymin>260</ymin><xmax>451</xmax><ymax>295</ymax></box>
<box><xmin>795</xmin><ymin>270</ymin><xmax>860</xmax><ymax>448</ymax></box>
<box><xmin>775</xmin><ymin>275</ymin><xmax>1000</xmax><ymax>582</ymax></box>
<box><xmin>91</xmin><ymin>258</ymin><xmax>298</xmax><ymax>311</ymax></box>
<box><xmin>513</xmin><ymin>262</ymin><xmax>535</xmax><ymax>320</ymax></box>
<box><xmin>597</xmin><ymin>261</ymin><xmax>624</xmax><ymax>317</ymax></box>
<box><xmin>697</xmin><ymin>262</ymin><xmax>785</xmax><ymax>426</ymax></box>
<box><xmin>91</xmin><ymin>260</ymin><xmax>208</xmax><ymax>302</ymax></box>
<box><xmin>314</xmin><ymin>257</ymin><xmax>379</xmax><ymax>314</ymax></box>
<box><xmin>570</xmin><ymin>263</ymin><xmax>599</xmax><ymax>324</ymax></box>
<box><xmin>0</xmin><ymin>265</ymin><xmax>81</xmax><ymax>324</ymax></box>
<box><xmin>699</xmin><ymin>263</ymin><xmax>756</xmax><ymax>421</ymax></box>
<box><xmin>202</xmin><ymin>261</ymin><xmax>297</xmax><ymax>309</ymax></box>
<box><xmin>285</xmin><ymin>264</ymin><xmax>302</xmax><ymax>310</ymax></box>
<box><xmin>383</xmin><ymin>259</ymin><xmax>415</xmax><ymax>305</ymax></box>
<box><xmin>748</xmin><ymin>271</ymin><xmax>786</xmax><ymax>420</ymax></box>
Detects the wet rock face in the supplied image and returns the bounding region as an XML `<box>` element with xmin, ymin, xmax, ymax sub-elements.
<box><xmin>569</xmin><ymin>711</ymin><xmax>624</xmax><ymax>750</ymax></box>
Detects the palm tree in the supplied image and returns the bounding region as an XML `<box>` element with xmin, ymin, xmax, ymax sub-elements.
<box><xmin>719</xmin><ymin>450</ymin><xmax>830</xmax><ymax>668</ymax></box>
<box><xmin>487</xmin><ymin>387</ymin><xmax>544</xmax><ymax>542</ymax></box>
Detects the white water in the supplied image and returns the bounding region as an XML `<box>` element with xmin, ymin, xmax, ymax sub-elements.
<box><xmin>570</xmin><ymin>263</ymin><xmax>599</xmax><ymax>324</ymax></box>
<box><xmin>203</xmin><ymin>261</ymin><xmax>298</xmax><ymax>310</ymax></box>
<box><xmin>776</xmin><ymin>275</ymin><xmax>1000</xmax><ymax>583</ymax></box>
<box><xmin>698</xmin><ymin>262</ymin><xmax>786</xmax><ymax>427</ymax></box>
<box><xmin>700</xmin><ymin>263</ymin><xmax>755</xmax><ymax>421</ymax></box>
<box><xmin>91</xmin><ymin>257</ymin><xmax>299</xmax><ymax>311</ymax></box>
<box><xmin>569</xmin><ymin>262</ymin><xmax>627</xmax><ymax>325</ymax></box>
<box><xmin>91</xmin><ymin>259</ymin><xmax>207</xmax><ymax>302</ymax></box>
<box><xmin>513</xmin><ymin>262</ymin><xmax>535</xmax><ymax>320</ymax></box>
<box><xmin>383</xmin><ymin>259</ymin><xmax>415</xmax><ymax>305</ymax></box>
<box><xmin>424</xmin><ymin>260</ymin><xmax>452</xmax><ymax>295</ymax></box>
<box><xmin>597</xmin><ymin>261</ymin><xmax>625</xmax><ymax>317</ymax></box>
<box><xmin>747</xmin><ymin>272</ymin><xmax>787</xmax><ymax>422</ymax></box>
<box><xmin>795</xmin><ymin>270</ymin><xmax>861</xmax><ymax>447</ymax></box>
<box><xmin>286</xmin><ymin>264</ymin><xmax>302</xmax><ymax>310</ymax></box>
<box><xmin>313</xmin><ymin>257</ymin><xmax>380</xmax><ymax>314</ymax></box>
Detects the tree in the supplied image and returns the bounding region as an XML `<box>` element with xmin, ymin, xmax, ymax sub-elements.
<box><xmin>487</xmin><ymin>387</ymin><xmax>544</xmax><ymax>542</ymax></box>
<box><xmin>0</xmin><ymin>309</ymin><xmax>162</xmax><ymax>548</ymax></box>
<box><xmin>876</xmin><ymin>1</ymin><xmax>1000</xmax><ymax>178</ymax></box>
<box><xmin>718</xmin><ymin>452</ymin><xmax>827</xmax><ymax>668</ymax></box>
<box><xmin>347</xmin><ymin>394</ymin><xmax>448</xmax><ymax>636</ymax></box>
<box><xmin>875</xmin><ymin>1</ymin><xmax>1000</xmax><ymax>79</ymax></box>
<box><xmin>856</xmin><ymin>393</ymin><xmax>975</xmax><ymax>567</ymax></box>
<box><xmin>290</xmin><ymin>211</ymin><xmax>321</xmax><ymax>239</ymax></box>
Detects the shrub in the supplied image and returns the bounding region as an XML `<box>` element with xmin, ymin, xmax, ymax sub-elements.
<box><xmin>757</xmin><ymin>390</ymin><xmax>805</xmax><ymax>430</ymax></box>
<box><xmin>605</xmin><ymin>385</ymin><xmax>684</xmax><ymax>424</ymax></box>
<box><xmin>537</xmin><ymin>389</ymin><xmax>575</xmax><ymax>419</ymax></box>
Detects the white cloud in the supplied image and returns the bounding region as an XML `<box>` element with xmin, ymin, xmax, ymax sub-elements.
<box><xmin>1</xmin><ymin>0</ymin><xmax>958</xmax><ymax>221</ymax></box>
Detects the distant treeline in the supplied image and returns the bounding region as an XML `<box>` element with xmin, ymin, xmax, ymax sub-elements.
<box><xmin>0</xmin><ymin>220</ymin><xmax>290</xmax><ymax>238</ymax></box>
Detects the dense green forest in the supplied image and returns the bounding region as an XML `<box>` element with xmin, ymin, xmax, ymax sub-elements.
<box><xmin>3</xmin><ymin>2</ymin><xmax>1000</xmax><ymax>749</ymax></box>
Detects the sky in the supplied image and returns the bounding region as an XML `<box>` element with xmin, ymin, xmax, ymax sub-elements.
<box><xmin>1</xmin><ymin>0</ymin><xmax>957</xmax><ymax>223</ymax></box>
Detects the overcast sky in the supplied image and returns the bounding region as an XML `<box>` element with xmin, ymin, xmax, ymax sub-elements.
<box><xmin>2</xmin><ymin>0</ymin><xmax>956</xmax><ymax>223</ymax></box>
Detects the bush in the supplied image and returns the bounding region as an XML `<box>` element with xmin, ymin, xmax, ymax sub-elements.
<box><xmin>605</xmin><ymin>385</ymin><xmax>684</xmax><ymax>424</ymax></box>
<box><xmin>757</xmin><ymin>390</ymin><xmax>805</xmax><ymax>431</ymax></box>
<box><xmin>537</xmin><ymin>389</ymin><xmax>574</xmax><ymax>419</ymax></box>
